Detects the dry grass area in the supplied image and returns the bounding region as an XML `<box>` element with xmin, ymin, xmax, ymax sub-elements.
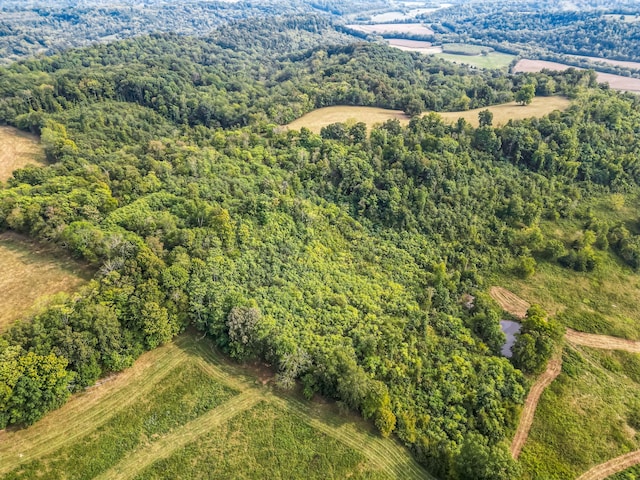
<box><xmin>490</xmin><ymin>286</ymin><xmax>531</xmax><ymax>319</ymax></box>
<box><xmin>0</xmin><ymin>232</ymin><xmax>91</xmax><ymax>332</ymax></box>
<box><xmin>286</xmin><ymin>106</ymin><xmax>409</xmax><ymax>133</ymax></box>
<box><xmin>513</xmin><ymin>59</ymin><xmax>640</xmax><ymax>93</ymax></box>
<box><xmin>0</xmin><ymin>126</ymin><xmax>45</xmax><ymax>182</ymax></box>
<box><xmin>345</xmin><ymin>23</ymin><xmax>434</xmax><ymax>35</ymax></box>
<box><xmin>285</xmin><ymin>97</ymin><xmax>571</xmax><ymax>133</ymax></box>
<box><xmin>436</xmin><ymin>96</ymin><xmax>571</xmax><ymax>126</ymax></box>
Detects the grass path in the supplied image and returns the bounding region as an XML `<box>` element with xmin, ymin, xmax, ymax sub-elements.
<box><xmin>510</xmin><ymin>354</ymin><xmax>563</xmax><ymax>459</ymax></box>
<box><xmin>565</xmin><ymin>328</ymin><xmax>640</xmax><ymax>353</ymax></box>
<box><xmin>1</xmin><ymin>334</ymin><xmax>429</xmax><ymax>480</ymax></box>
<box><xmin>185</xmin><ymin>338</ymin><xmax>430</xmax><ymax>479</ymax></box>
<box><xmin>271</xmin><ymin>394</ymin><xmax>429</xmax><ymax>480</ymax></box>
<box><xmin>576</xmin><ymin>450</ymin><xmax>640</xmax><ymax>480</ymax></box>
<box><xmin>96</xmin><ymin>392</ymin><xmax>263</xmax><ymax>480</ymax></box>
<box><xmin>0</xmin><ymin>342</ymin><xmax>191</xmax><ymax>475</ymax></box>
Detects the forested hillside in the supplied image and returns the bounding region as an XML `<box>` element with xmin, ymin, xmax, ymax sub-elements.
<box><xmin>2</xmin><ymin>16</ymin><xmax>640</xmax><ymax>479</ymax></box>
<box><xmin>424</xmin><ymin>0</ymin><xmax>640</xmax><ymax>63</ymax></box>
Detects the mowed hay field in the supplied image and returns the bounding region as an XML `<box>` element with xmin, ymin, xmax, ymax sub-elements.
<box><xmin>286</xmin><ymin>106</ymin><xmax>409</xmax><ymax>134</ymax></box>
<box><xmin>0</xmin><ymin>233</ymin><xmax>91</xmax><ymax>332</ymax></box>
<box><xmin>286</xmin><ymin>96</ymin><xmax>571</xmax><ymax>133</ymax></box>
<box><xmin>0</xmin><ymin>126</ymin><xmax>45</xmax><ymax>182</ymax></box>
<box><xmin>519</xmin><ymin>345</ymin><xmax>640</xmax><ymax>479</ymax></box>
<box><xmin>0</xmin><ymin>333</ymin><xmax>429</xmax><ymax>480</ymax></box>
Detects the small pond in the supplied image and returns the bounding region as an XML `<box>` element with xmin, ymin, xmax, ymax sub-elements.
<box><xmin>500</xmin><ymin>320</ymin><xmax>521</xmax><ymax>358</ymax></box>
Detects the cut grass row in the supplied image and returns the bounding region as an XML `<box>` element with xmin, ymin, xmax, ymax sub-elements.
<box><xmin>0</xmin><ymin>334</ymin><xmax>428</xmax><ymax>480</ymax></box>
<box><xmin>286</xmin><ymin>96</ymin><xmax>570</xmax><ymax>133</ymax></box>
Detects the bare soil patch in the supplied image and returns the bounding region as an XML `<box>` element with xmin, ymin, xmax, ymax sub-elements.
<box><xmin>346</xmin><ymin>23</ymin><xmax>434</xmax><ymax>36</ymax></box>
<box><xmin>0</xmin><ymin>126</ymin><xmax>45</xmax><ymax>182</ymax></box>
<box><xmin>490</xmin><ymin>286</ymin><xmax>531</xmax><ymax>319</ymax></box>
<box><xmin>513</xmin><ymin>59</ymin><xmax>640</xmax><ymax>93</ymax></box>
<box><xmin>387</xmin><ymin>38</ymin><xmax>443</xmax><ymax>54</ymax></box>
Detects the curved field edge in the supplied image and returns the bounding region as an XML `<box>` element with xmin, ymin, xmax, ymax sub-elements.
<box><xmin>0</xmin><ymin>333</ymin><xmax>429</xmax><ymax>480</ymax></box>
<box><xmin>284</xmin><ymin>96</ymin><xmax>571</xmax><ymax>133</ymax></box>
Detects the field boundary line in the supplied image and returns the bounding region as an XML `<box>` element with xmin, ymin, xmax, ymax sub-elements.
<box><xmin>0</xmin><ymin>345</ymin><xmax>190</xmax><ymax>475</ymax></box>
<box><xmin>576</xmin><ymin>449</ymin><xmax>640</xmax><ymax>480</ymax></box>
<box><xmin>96</xmin><ymin>391</ymin><xmax>264</xmax><ymax>480</ymax></box>
<box><xmin>511</xmin><ymin>353</ymin><xmax>563</xmax><ymax>459</ymax></box>
<box><xmin>269</xmin><ymin>395</ymin><xmax>432</xmax><ymax>480</ymax></box>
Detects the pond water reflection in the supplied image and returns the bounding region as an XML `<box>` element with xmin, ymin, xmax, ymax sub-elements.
<box><xmin>500</xmin><ymin>320</ymin><xmax>521</xmax><ymax>358</ymax></box>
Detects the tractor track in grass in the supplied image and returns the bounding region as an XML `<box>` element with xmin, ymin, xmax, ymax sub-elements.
<box><xmin>0</xmin><ymin>342</ymin><xmax>191</xmax><ymax>475</ymax></box>
<box><xmin>576</xmin><ymin>449</ymin><xmax>640</xmax><ymax>480</ymax></box>
<box><xmin>1</xmin><ymin>334</ymin><xmax>429</xmax><ymax>480</ymax></box>
<box><xmin>565</xmin><ymin>328</ymin><xmax>640</xmax><ymax>353</ymax></box>
<box><xmin>96</xmin><ymin>391</ymin><xmax>263</xmax><ymax>480</ymax></box>
<box><xmin>510</xmin><ymin>354</ymin><xmax>563</xmax><ymax>459</ymax></box>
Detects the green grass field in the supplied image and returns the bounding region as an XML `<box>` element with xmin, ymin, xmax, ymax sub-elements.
<box><xmin>519</xmin><ymin>345</ymin><xmax>640</xmax><ymax>479</ymax></box>
<box><xmin>435</xmin><ymin>51</ymin><xmax>516</xmax><ymax>70</ymax></box>
<box><xmin>133</xmin><ymin>402</ymin><xmax>387</xmax><ymax>480</ymax></box>
<box><xmin>0</xmin><ymin>334</ymin><xmax>427</xmax><ymax>480</ymax></box>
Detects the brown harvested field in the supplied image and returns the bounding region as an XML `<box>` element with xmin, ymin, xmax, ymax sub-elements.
<box><xmin>513</xmin><ymin>59</ymin><xmax>640</xmax><ymax>93</ymax></box>
<box><xmin>387</xmin><ymin>38</ymin><xmax>443</xmax><ymax>54</ymax></box>
<box><xmin>345</xmin><ymin>23</ymin><xmax>434</xmax><ymax>35</ymax></box>
<box><xmin>285</xmin><ymin>97</ymin><xmax>571</xmax><ymax>133</ymax></box>
<box><xmin>0</xmin><ymin>232</ymin><xmax>91</xmax><ymax>331</ymax></box>
<box><xmin>490</xmin><ymin>286</ymin><xmax>531</xmax><ymax>319</ymax></box>
<box><xmin>571</xmin><ymin>54</ymin><xmax>640</xmax><ymax>71</ymax></box>
<box><xmin>0</xmin><ymin>126</ymin><xmax>46</xmax><ymax>182</ymax></box>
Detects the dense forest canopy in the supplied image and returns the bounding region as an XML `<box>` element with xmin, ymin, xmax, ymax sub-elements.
<box><xmin>420</xmin><ymin>0</ymin><xmax>640</xmax><ymax>63</ymax></box>
<box><xmin>2</xmin><ymin>13</ymin><xmax>640</xmax><ymax>480</ymax></box>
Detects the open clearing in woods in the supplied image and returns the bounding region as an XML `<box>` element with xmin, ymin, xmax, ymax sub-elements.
<box><xmin>0</xmin><ymin>232</ymin><xmax>91</xmax><ymax>332</ymax></box>
<box><xmin>285</xmin><ymin>96</ymin><xmax>571</xmax><ymax>133</ymax></box>
<box><xmin>0</xmin><ymin>126</ymin><xmax>45</xmax><ymax>182</ymax></box>
<box><xmin>0</xmin><ymin>333</ymin><xmax>428</xmax><ymax>480</ymax></box>
<box><xmin>435</xmin><ymin>51</ymin><xmax>516</xmax><ymax>70</ymax></box>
